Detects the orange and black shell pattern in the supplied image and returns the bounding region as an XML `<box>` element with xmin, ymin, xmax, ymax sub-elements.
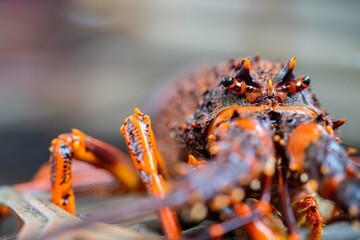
<box><xmin>150</xmin><ymin>55</ymin><xmax>360</xmax><ymax>222</ymax></box>
<box><xmin>176</xmin><ymin>57</ymin><xmax>318</xmax><ymax>159</ymax></box>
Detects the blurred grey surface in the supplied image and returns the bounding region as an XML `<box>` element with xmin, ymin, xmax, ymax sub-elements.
<box><xmin>0</xmin><ymin>0</ymin><xmax>359</xmax><ymax>184</ymax></box>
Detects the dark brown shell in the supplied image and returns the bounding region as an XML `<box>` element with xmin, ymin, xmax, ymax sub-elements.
<box><xmin>150</xmin><ymin>57</ymin><xmax>322</xmax><ymax>172</ymax></box>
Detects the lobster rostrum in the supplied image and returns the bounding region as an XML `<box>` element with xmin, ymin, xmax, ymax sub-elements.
<box><xmin>6</xmin><ymin>56</ymin><xmax>360</xmax><ymax>239</ymax></box>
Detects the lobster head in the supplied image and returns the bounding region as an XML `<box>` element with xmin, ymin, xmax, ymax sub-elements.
<box><xmin>221</xmin><ymin>57</ymin><xmax>311</xmax><ymax>105</ymax></box>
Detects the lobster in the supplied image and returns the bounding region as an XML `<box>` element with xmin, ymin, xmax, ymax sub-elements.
<box><xmin>3</xmin><ymin>56</ymin><xmax>360</xmax><ymax>239</ymax></box>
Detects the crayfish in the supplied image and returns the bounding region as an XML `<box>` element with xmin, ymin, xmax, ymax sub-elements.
<box><xmin>3</xmin><ymin>56</ymin><xmax>360</xmax><ymax>239</ymax></box>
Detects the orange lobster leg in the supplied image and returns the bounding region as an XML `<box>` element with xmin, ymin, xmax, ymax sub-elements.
<box><xmin>233</xmin><ymin>175</ymin><xmax>285</xmax><ymax>240</ymax></box>
<box><xmin>200</xmin><ymin>175</ymin><xmax>276</xmax><ymax>239</ymax></box>
<box><xmin>277</xmin><ymin>162</ymin><xmax>302</xmax><ymax>240</ymax></box>
<box><xmin>233</xmin><ymin>202</ymin><xmax>285</xmax><ymax>240</ymax></box>
<box><xmin>49</xmin><ymin>129</ymin><xmax>140</xmax><ymax>214</ymax></box>
<box><xmin>120</xmin><ymin>108</ymin><xmax>181</xmax><ymax>239</ymax></box>
<box><xmin>292</xmin><ymin>195</ymin><xmax>323</xmax><ymax>240</ymax></box>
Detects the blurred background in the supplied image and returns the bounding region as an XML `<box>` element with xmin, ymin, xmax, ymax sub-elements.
<box><xmin>0</xmin><ymin>0</ymin><xmax>359</xmax><ymax>184</ymax></box>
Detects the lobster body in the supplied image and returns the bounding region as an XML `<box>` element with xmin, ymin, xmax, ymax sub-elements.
<box><xmin>151</xmin><ymin>58</ymin><xmax>317</xmax><ymax>163</ymax></box>
<box><xmin>150</xmin><ymin>56</ymin><xmax>360</xmax><ymax>222</ymax></box>
<box><xmin>9</xmin><ymin>56</ymin><xmax>358</xmax><ymax>240</ymax></box>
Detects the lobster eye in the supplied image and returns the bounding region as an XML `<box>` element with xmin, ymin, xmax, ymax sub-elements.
<box><xmin>302</xmin><ymin>75</ymin><xmax>311</xmax><ymax>86</ymax></box>
<box><xmin>221</xmin><ymin>75</ymin><xmax>235</xmax><ymax>87</ymax></box>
